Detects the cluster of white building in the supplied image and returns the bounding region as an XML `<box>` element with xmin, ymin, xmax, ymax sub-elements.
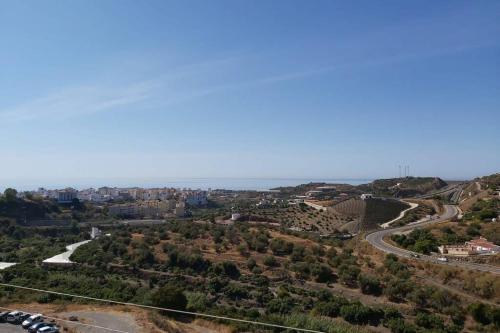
<box><xmin>108</xmin><ymin>200</ymin><xmax>186</xmax><ymax>218</ymax></box>
<box><xmin>21</xmin><ymin>186</ymin><xmax>210</xmax><ymax>219</ymax></box>
<box><xmin>26</xmin><ymin>187</ymin><xmax>208</xmax><ymax>205</ymax></box>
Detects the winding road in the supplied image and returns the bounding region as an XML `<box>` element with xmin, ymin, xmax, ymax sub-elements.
<box><xmin>366</xmin><ymin>204</ymin><xmax>500</xmax><ymax>274</ymax></box>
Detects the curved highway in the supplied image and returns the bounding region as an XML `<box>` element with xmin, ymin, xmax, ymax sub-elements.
<box><xmin>366</xmin><ymin>204</ymin><xmax>500</xmax><ymax>274</ymax></box>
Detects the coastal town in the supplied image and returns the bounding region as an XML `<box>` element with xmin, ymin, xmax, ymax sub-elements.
<box><xmin>23</xmin><ymin>186</ymin><xmax>209</xmax><ymax>218</ymax></box>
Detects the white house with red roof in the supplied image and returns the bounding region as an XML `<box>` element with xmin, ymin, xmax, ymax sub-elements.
<box><xmin>465</xmin><ymin>237</ymin><xmax>500</xmax><ymax>254</ymax></box>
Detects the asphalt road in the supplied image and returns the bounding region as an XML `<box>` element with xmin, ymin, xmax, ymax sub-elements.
<box><xmin>366</xmin><ymin>204</ymin><xmax>500</xmax><ymax>274</ymax></box>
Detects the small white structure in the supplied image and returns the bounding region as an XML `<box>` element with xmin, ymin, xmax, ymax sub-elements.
<box><xmin>360</xmin><ymin>193</ymin><xmax>373</xmax><ymax>200</ymax></box>
<box><xmin>231</xmin><ymin>213</ymin><xmax>241</xmax><ymax>221</ymax></box>
<box><xmin>90</xmin><ymin>227</ymin><xmax>102</xmax><ymax>239</ymax></box>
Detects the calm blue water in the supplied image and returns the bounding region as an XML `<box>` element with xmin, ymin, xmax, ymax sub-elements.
<box><xmin>0</xmin><ymin>177</ymin><xmax>372</xmax><ymax>192</ymax></box>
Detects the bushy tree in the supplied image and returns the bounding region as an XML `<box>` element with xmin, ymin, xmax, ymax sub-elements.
<box><xmin>246</xmin><ymin>257</ymin><xmax>257</xmax><ymax>270</ymax></box>
<box><xmin>384</xmin><ymin>278</ymin><xmax>412</xmax><ymax>302</ymax></box>
<box><xmin>387</xmin><ymin>318</ymin><xmax>417</xmax><ymax>333</ymax></box>
<box><xmin>340</xmin><ymin>302</ymin><xmax>384</xmax><ymax>325</ymax></box>
<box><xmin>358</xmin><ymin>274</ymin><xmax>382</xmax><ymax>295</ymax></box>
<box><xmin>312</xmin><ymin>296</ymin><xmax>348</xmax><ymax>317</ymax></box>
<box><xmin>310</xmin><ymin>264</ymin><xmax>333</xmax><ymax>283</ymax></box>
<box><xmin>152</xmin><ymin>285</ymin><xmax>187</xmax><ymax>311</ymax></box>
<box><xmin>270</xmin><ymin>238</ymin><xmax>294</xmax><ymax>255</ymax></box>
<box><xmin>186</xmin><ymin>292</ymin><xmax>211</xmax><ymax>312</ymax></box>
<box><xmin>415</xmin><ymin>312</ymin><xmax>444</xmax><ymax>330</ymax></box>
<box><xmin>263</xmin><ymin>255</ymin><xmax>279</xmax><ymax>267</ymax></box>
<box><xmin>266</xmin><ymin>296</ymin><xmax>295</xmax><ymax>314</ymax></box>
<box><xmin>3</xmin><ymin>188</ymin><xmax>17</xmax><ymax>201</ymax></box>
<box><xmin>338</xmin><ymin>264</ymin><xmax>360</xmax><ymax>287</ymax></box>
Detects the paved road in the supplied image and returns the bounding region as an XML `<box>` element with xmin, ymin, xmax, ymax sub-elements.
<box><xmin>416</xmin><ymin>183</ymin><xmax>465</xmax><ymax>204</ymax></box>
<box><xmin>366</xmin><ymin>204</ymin><xmax>500</xmax><ymax>274</ymax></box>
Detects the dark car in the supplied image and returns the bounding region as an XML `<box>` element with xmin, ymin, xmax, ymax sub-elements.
<box><xmin>18</xmin><ymin>313</ymin><xmax>31</xmax><ymax>324</ymax></box>
<box><xmin>28</xmin><ymin>322</ymin><xmax>51</xmax><ymax>333</ymax></box>
<box><xmin>0</xmin><ymin>311</ymin><xmax>10</xmax><ymax>323</ymax></box>
<box><xmin>6</xmin><ymin>311</ymin><xmax>30</xmax><ymax>324</ymax></box>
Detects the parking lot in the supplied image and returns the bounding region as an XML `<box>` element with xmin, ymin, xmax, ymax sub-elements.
<box><xmin>0</xmin><ymin>309</ymin><xmax>143</xmax><ymax>333</ymax></box>
<box><xmin>0</xmin><ymin>322</ymin><xmax>26</xmax><ymax>332</ymax></box>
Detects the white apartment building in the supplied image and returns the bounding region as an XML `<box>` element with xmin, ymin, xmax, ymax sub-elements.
<box><xmin>184</xmin><ymin>191</ymin><xmax>208</xmax><ymax>206</ymax></box>
<box><xmin>175</xmin><ymin>201</ymin><xmax>186</xmax><ymax>217</ymax></box>
<box><xmin>57</xmin><ymin>189</ymin><xmax>78</xmax><ymax>203</ymax></box>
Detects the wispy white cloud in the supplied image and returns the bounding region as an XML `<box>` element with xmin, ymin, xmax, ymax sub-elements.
<box><xmin>0</xmin><ymin>81</ymin><xmax>155</xmax><ymax>121</ymax></box>
<box><xmin>0</xmin><ymin>56</ymin><xmax>247</xmax><ymax>122</ymax></box>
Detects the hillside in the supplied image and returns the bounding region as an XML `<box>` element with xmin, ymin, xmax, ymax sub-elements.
<box><xmin>477</xmin><ymin>173</ymin><xmax>500</xmax><ymax>188</ymax></box>
<box><xmin>271</xmin><ymin>182</ymin><xmax>358</xmax><ymax>196</ymax></box>
<box><xmin>359</xmin><ymin>177</ymin><xmax>448</xmax><ymax>197</ymax></box>
<box><xmin>272</xmin><ymin>177</ymin><xmax>448</xmax><ymax>199</ymax></box>
<box><xmin>0</xmin><ymin>189</ymin><xmax>60</xmax><ymax>222</ymax></box>
<box><xmin>362</xmin><ymin>199</ymin><xmax>410</xmax><ymax>229</ymax></box>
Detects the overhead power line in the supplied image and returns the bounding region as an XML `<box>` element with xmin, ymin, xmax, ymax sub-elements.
<box><xmin>0</xmin><ymin>282</ymin><xmax>326</xmax><ymax>333</ymax></box>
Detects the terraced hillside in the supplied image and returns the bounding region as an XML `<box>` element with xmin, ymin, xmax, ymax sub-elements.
<box><xmin>362</xmin><ymin>198</ymin><xmax>410</xmax><ymax>230</ymax></box>
<box><xmin>336</xmin><ymin>198</ymin><xmax>410</xmax><ymax>233</ymax></box>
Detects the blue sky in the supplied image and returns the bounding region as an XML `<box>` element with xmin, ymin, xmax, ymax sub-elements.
<box><xmin>0</xmin><ymin>0</ymin><xmax>499</xmax><ymax>185</ymax></box>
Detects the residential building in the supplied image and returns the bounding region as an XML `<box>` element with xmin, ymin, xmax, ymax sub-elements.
<box><xmin>184</xmin><ymin>191</ymin><xmax>208</xmax><ymax>206</ymax></box>
<box><xmin>466</xmin><ymin>237</ymin><xmax>500</xmax><ymax>254</ymax></box>
<box><xmin>438</xmin><ymin>245</ymin><xmax>473</xmax><ymax>256</ymax></box>
<box><xmin>57</xmin><ymin>189</ymin><xmax>77</xmax><ymax>203</ymax></box>
<box><xmin>175</xmin><ymin>201</ymin><xmax>186</xmax><ymax>217</ymax></box>
<box><xmin>438</xmin><ymin>237</ymin><xmax>500</xmax><ymax>256</ymax></box>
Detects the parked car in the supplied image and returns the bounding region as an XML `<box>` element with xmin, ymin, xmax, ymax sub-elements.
<box><xmin>38</xmin><ymin>326</ymin><xmax>59</xmax><ymax>333</ymax></box>
<box><xmin>20</xmin><ymin>313</ymin><xmax>31</xmax><ymax>323</ymax></box>
<box><xmin>0</xmin><ymin>311</ymin><xmax>10</xmax><ymax>323</ymax></box>
<box><xmin>411</xmin><ymin>253</ymin><xmax>420</xmax><ymax>258</ymax></box>
<box><xmin>22</xmin><ymin>314</ymin><xmax>44</xmax><ymax>328</ymax></box>
<box><xmin>437</xmin><ymin>257</ymin><xmax>448</xmax><ymax>262</ymax></box>
<box><xmin>28</xmin><ymin>322</ymin><xmax>51</xmax><ymax>333</ymax></box>
<box><xmin>6</xmin><ymin>311</ymin><xmax>29</xmax><ymax>324</ymax></box>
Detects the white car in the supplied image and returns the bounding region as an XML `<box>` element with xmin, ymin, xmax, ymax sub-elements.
<box><xmin>22</xmin><ymin>314</ymin><xmax>43</xmax><ymax>328</ymax></box>
<box><xmin>437</xmin><ymin>257</ymin><xmax>448</xmax><ymax>262</ymax></box>
<box><xmin>38</xmin><ymin>326</ymin><xmax>59</xmax><ymax>333</ymax></box>
<box><xmin>6</xmin><ymin>311</ymin><xmax>24</xmax><ymax>323</ymax></box>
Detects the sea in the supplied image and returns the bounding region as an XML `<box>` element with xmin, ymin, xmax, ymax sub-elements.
<box><xmin>0</xmin><ymin>177</ymin><xmax>373</xmax><ymax>192</ymax></box>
